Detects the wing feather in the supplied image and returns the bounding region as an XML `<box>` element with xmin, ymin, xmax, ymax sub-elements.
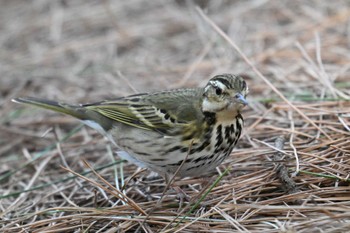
<box><xmin>83</xmin><ymin>89</ymin><xmax>203</xmax><ymax>132</ymax></box>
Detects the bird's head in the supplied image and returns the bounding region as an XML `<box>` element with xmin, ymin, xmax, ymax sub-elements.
<box><xmin>201</xmin><ymin>74</ymin><xmax>248</xmax><ymax>117</ymax></box>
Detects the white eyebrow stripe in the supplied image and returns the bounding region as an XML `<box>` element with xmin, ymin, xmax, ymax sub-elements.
<box><xmin>209</xmin><ymin>80</ymin><xmax>227</xmax><ymax>90</ymax></box>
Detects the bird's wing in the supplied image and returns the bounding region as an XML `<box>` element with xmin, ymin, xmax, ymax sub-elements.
<box><xmin>83</xmin><ymin>88</ymin><xmax>203</xmax><ymax>133</ymax></box>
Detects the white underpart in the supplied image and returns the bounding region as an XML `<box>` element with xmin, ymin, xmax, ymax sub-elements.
<box><xmin>82</xmin><ymin>120</ymin><xmax>116</xmax><ymax>145</ymax></box>
<box><xmin>116</xmin><ymin>151</ymin><xmax>147</xmax><ymax>168</ymax></box>
<box><xmin>82</xmin><ymin>120</ymin><xmax>107</xmax><ymax>135</ymax></box>
<box><xmin>82</xmin><ymin>120</ymin><xmax>147</xmax><ymax>167</ymax></box>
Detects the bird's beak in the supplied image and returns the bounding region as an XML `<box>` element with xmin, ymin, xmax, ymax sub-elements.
<box><xmin>234</xmin><ymin>93</ymin><xmax>248</xmax><ymax>106</ymax></box>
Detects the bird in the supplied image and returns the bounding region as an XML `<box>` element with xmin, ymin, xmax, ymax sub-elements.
<box><xmin>12</xmin><ymin>74</ymin><xmax>248</xmax><ymax>181</ymax></box>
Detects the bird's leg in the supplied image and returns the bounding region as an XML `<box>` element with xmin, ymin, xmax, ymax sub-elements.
<box><xmin>164</xmin><ymin>174</ymin><xmax>191</xmax><ymax>209</ymax></box>
<box><xmin>172</xmin><ymin>185</ymin><xmax>191</xmax><ymax>209</ymax></box>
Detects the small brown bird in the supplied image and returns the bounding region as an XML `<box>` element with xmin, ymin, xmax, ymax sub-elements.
<box><xmin>13</xmin><ymin>74</ymin><xmax>248</xmax><ymax>181</ymax></box>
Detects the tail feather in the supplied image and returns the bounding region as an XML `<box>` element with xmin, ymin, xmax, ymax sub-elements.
<box><xmin>13</xmin><ymin>97</ymin><xmax>114</xmax><ymax>132</ymax></box>
<box><xmin>12</xmin><ymin>97</ymin><xmax>84</xmax><ymax>119</ymax></box>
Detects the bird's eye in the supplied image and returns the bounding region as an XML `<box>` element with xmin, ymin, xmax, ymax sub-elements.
<box><xmin>215</xmin><ymin>87</ymin><xmax>222</xmax><ymax>95</ymax></box>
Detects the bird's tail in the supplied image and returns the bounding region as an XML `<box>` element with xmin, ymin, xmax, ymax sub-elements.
<box><xmin>12</xmin><ymin>97</ymin><xmax>86</xmax><ymax>120</ymax></box>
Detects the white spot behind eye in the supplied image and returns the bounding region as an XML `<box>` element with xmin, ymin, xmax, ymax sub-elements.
<box><xmin>211</xmin><ymin>80</ymin><xmax>227</xmax><ymax>90</ymax></box>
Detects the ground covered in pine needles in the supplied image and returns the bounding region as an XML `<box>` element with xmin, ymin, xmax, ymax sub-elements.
<box><xmin>1</xmin><ymin>1</ymin><xmax>350</xmax><ymax>232</ymax></box>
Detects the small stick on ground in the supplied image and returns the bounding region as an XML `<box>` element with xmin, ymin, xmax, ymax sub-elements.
<box><xmin>274</xmin><ymin>136</ymin><xmax>299</xmax><ymax>194</ymax></box>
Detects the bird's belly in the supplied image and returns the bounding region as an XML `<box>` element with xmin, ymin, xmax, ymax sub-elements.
<box><xmin>109</xmin><ymin>119</ymin><xmax>241</xmax><ymax>178</ymax></box>
<box><xmin>116</xmin><ymin>139</ymin><xmax>232</xmax><ymax>177</ymax></box>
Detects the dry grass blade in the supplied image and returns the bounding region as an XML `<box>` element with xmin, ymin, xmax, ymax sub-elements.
<box><xmin>61</xmin><ymin>160</ymin><xmax>147</xmax><ymax>215</ymax></box>
<box><xmin>1</xmin><ymin>1</ymin><xmax>350</xmax><ymax>232</ymax></box>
